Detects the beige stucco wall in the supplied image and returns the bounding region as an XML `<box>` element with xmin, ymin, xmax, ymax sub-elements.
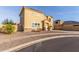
<box><xmin>50</xmin><ymin>17</ymin><xmax>54</xmax><ymax>30</ymax></box>
<box><xmin>20</xmin><ymin>9</ymin><xmax>24</xmax><ymax>31</ymax></box>
<box><xmin>24</xmin><ymin>8</ymin><xmax>46</xmax><ymax>31</ymax></box>
<box><xmin>19</xmin><ymin>7</ymin><xmax>54</xmax><ymax>32</ymax></box>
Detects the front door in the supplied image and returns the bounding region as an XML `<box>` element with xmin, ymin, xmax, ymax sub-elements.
<box><xmin>45</xmin><ymin>23</ymin><xmax>49</xmax><ymax>31</ymax></box>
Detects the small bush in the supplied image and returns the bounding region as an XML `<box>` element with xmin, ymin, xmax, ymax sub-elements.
<box><xmin>0</xmin><ymin>24</ymin><xmax>15</xmax><ymax>34</ymax></box>
<box><xmin>5</xmin><ymin>24</ymin><xmax>15</xmax><ymax>34</ymax></box>
<box><xmin>0</xmin><ymin>26</ymin><xmax>6</xmax><ymax>33</ymax></box>
<box><xmin>1</xmin><ymin>19</ymin><xmax>15</xmax><ymax>34</ymax></box>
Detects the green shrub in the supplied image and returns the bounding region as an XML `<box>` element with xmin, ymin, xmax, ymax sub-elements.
<box><xmin>2</xmin><ymin>19</ymin><xmax>15</xmax><ymax>34</ymax></box>
<box><xmin>4</xmin><ymin>24</ymin><xmax>15</xmax><ymax>34</ymax></box>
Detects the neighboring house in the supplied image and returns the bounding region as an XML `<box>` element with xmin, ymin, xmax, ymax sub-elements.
<box><xmin>54</xmin><ymin>20</ymin><xmax>64</xmax><ymax>30</ymax></box>
<box><xmin>19</xmin><ymin>7</ymin><xmax>54</xmax><ymax>32</ymax></box>
<box><xmin>54</xmin><ymin>20</ymin><xmax>79</xmax><ymax>31</ymax></box>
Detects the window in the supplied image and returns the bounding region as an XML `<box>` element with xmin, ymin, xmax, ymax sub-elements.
<box><xmin>38</xmin><ymin>23</ymin><xmax>40</xmax><ymax>27</ymax></box>
<box><xmin>32</xmin><ymin>23</ymin><xmax>35</xmax><ymax>27</ymax></box>
<box><xmin>35</xmin><ymin>23</ymin><xmax>37</xmax><ymax>26</ymax></box>
<box><xmin>32</xmin><ymin>23</ymin><xmax>40</xmax><ymax>27</ymax></box>
<box><xmin>56</xmin><ymin>21</ymin><xmax>58</xmax><ymax>24</ymax></box>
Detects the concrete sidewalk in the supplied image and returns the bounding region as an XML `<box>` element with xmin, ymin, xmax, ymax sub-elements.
<box><xmin>0</xmin><ymin>30</ymin><xmax>67</xmax><ymax>43</ymax></box>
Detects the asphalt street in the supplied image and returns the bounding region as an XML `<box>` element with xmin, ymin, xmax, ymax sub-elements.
<box><xmin>18</xmin><ymin>37</ymin><xmax>79</xmax><ymax>52</ymax></box>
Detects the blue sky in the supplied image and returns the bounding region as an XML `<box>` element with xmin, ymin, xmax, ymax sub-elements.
<box><xmin>0</xmin><ymin>6</ymin><xmax>79</xmax><ymax>24</ymax></box>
